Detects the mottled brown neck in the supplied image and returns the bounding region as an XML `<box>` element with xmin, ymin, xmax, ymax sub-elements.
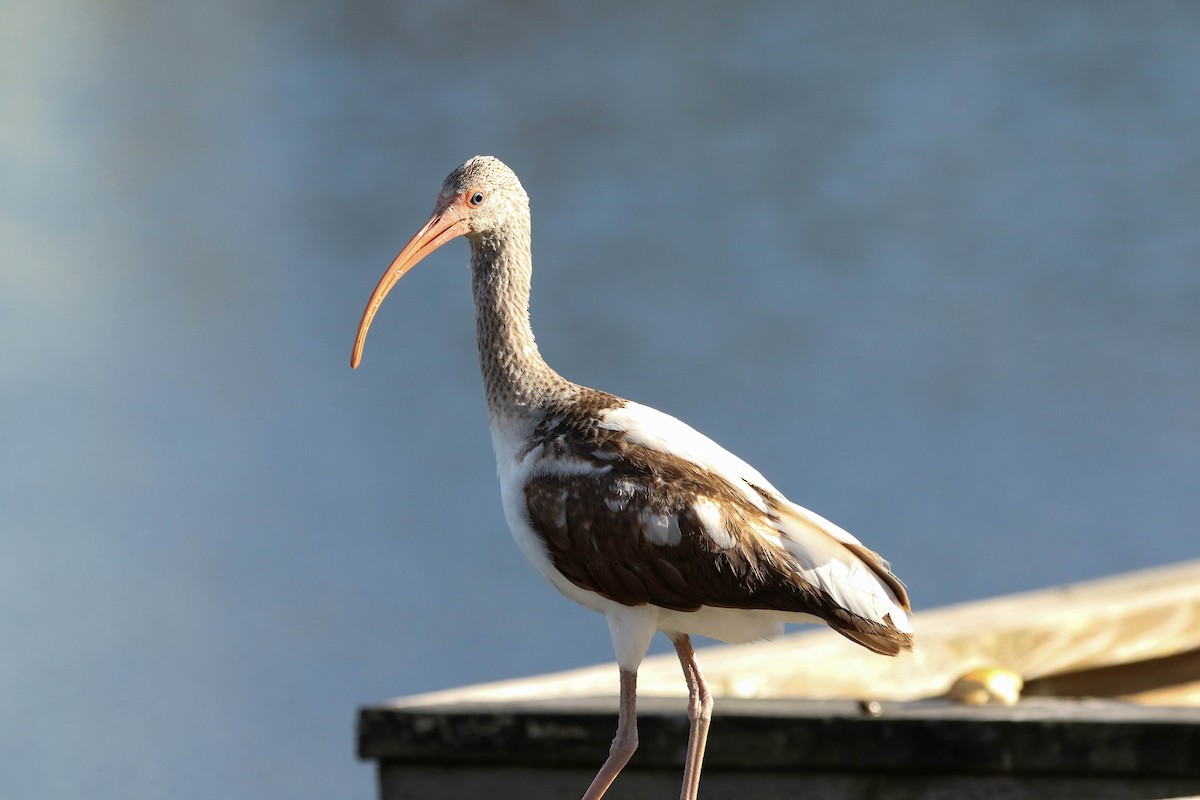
<box><xmin>469</xmin><ymin>225</ymin><xmax>574</xmax><ymax>422</ymax></box>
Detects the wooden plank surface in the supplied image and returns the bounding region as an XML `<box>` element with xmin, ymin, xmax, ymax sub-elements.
<box><xmin>384</xmin><ymin>560</ymin><xmax>1200</xmax><ymax>706</ymax></box>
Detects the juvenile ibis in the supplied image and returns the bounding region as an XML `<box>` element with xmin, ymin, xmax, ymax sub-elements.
<box><xmin>351</xmin><ymin>156</ymin><xmax>912</xmax><ymax>800</ymax></box>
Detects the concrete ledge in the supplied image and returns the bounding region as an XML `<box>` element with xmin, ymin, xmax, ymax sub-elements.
<box><xmin>375</xmin><ymin>766</ymin><xmax>1200</xmax><ymax>800</ymax></box>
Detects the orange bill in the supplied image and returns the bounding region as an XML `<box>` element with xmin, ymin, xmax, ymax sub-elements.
<box><xmin>351</xmin><ymin>199</ymin><xmax>470</xmax><ymax>368</ymax></box>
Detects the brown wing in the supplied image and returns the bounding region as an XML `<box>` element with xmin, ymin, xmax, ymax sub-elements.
<box><xmin>520</xmin><ymin>404</ymin><xmax>913</xmax><ymax>656</ymax></box>
<box><xmin>523</xmin><ymin>459</ymin><xmax>838</xmax><ymax>617</ymax></box>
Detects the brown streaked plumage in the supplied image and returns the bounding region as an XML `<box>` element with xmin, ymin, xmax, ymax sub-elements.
<box><xmin>521</xmin><ymin>405</ymin><xmax>910</xmax><ymax>656</ymax></box>
<box><xmin>351</xmin><ymin>156</ymin><xmax>913</xmax><ymax>800</ymax></box>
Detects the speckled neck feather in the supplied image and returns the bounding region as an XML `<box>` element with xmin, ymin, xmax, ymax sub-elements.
<box><xmin>469</xmin><ymin>223</ymin><xmax>574</xmax><ymax>421</ymax></box>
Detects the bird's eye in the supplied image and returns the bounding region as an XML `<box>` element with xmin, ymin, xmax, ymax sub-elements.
<box><xmin>468</xmin><ymin>191</ymin><xmax>486</xmax><ymax>206</ymax></box>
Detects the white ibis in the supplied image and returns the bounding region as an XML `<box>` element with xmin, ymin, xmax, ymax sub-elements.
<box><xmin>351</xmin><ymin>156</ymin><xmax>913</xmax><ymax>800</ymax></box>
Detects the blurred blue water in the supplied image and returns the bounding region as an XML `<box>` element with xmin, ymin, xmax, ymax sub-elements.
<box><xmin>2</xmin><ymin>1</ymin><xmax>1198</xmax><ymax>797</ymax></box>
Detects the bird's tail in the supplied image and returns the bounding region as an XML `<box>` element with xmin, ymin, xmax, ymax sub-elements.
<box><xmin>831</xmin><ymin>613</ymin><xmax>914</xmax><ymax>656</ymax></box>
<box><xmin>772</xmin><ymin>500</ymin><xmax>913</xmax><ymax>655</ymax></box>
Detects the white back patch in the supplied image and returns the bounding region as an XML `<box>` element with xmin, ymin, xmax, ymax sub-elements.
<box><xmin>598</xmin><ymin>402</ymin><xmax>776</xmax><ymax>511</ymax></box>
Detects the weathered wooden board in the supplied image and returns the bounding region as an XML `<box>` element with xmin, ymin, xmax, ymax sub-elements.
<box><xmin>384</xmin><ymin>560</ymin><xmax>1200</xmax><ymax>705</ymax></box>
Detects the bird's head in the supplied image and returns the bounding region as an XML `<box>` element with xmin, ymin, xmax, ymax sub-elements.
<box><xmin>439</xmin><ymin>155</ymin><xmax>529</xmax><ymax>238</ymax></box>
<box><xmin>351</xmin><ymin>156</ymin><xmax>528</xmax><ymax>369</ymax></box>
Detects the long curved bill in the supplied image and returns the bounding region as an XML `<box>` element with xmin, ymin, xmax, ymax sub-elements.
<box><xmin>351</xmin><ymin>202</ymin><xmax>470</xmax><ymax>369</ymax></box>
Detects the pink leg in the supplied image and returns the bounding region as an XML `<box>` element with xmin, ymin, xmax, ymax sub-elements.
<box><xmin>581</xmin><ymin>668</ymin><xmax>638</xmax><ymax>800</ymax></box>
<box><xmin>673</xmin><ymin>635</ymin><xmax>713</xmax><ymax>800</ymax></box>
